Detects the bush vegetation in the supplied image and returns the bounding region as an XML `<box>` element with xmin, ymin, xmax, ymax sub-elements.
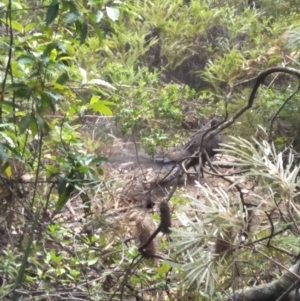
<box><xmin>1</xmin><ymin>0</ymin><xmax>300</xmax><ymax>300</ymax></box>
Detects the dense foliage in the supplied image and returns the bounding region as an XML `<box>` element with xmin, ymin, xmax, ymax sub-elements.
<box><xmin>1</xmin><ymin>0</ymin><xmax>300</xmax><ymax>300</ymax></box>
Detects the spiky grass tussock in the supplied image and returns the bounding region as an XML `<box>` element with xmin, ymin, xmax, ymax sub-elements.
<box><xmin>168</xmin><ymin>136</ymin><xmax>300</xmax><ymax>295</ymax></box>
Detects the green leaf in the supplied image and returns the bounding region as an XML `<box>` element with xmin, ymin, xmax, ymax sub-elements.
<box><xmin>46</xmin><ymin>2</ymin><xmax>59</xmax><ymax>25</ymax></box>
<box><xmin>36</xmin><ymin>114</ymin><xmax>51</xmax><ymax>133</ymax></box>
<box><xmin>56</xmin><ymin>41</ymin><xmax>68</xmax><ymax>52</ymax></box>
<box><xmin>0</xmin><ymin>101</ymin><xmax>21</xmax><ymax>109</ymax></box>
<box><xmin>99</xmin><ymin>233</ymin><xmax>106</xmax><ymax>247</ymax></box>
<box><xmin>50</xmin><ymin>250</ymin><xmax>63</xmax><ymax>263</ymax></box>
<box><xmin>106</xmin><ymin>6</ymin><xmax>120</xmax><ymax>22</ymax></box>
<box><xmin>158</xmin><ymin>262</ymin><xmax>170</xmax><ymax>275</ymax></box>
<box><xmin>70</xmin><ymin>269</ymin><xmax>80</xmax><ymax>277</ymax></box>
<box><xmin>5</xmin><ymin>83</ymin><xmax>31</xmax><ymax>98</ymax></box>
<box><xmin>25</xmin><ymin>23</ymin><xmax>36</xmax><ymax>32</ymax></box>
<box><xmin>17</xmin><ymin>54</ymin><xmax>35</xmax><ymax>64</ymax></box>
<box><xmin>57</xmin><ymin>176</ymin><xmax>67</xmax><ymax>195</ymax></box>
<box><xmin>2</xmin><ymin>143</ymin><xmax>20</xmax><ymax>158</ymax></box>
<box><xmin>87</xmin><ymin>0</ymin><xmax>104</xmax><ymax>5</ymax></box>
<box><xmin>40</xmin><ymin>92</ymin><xmax>56</xmax><ymax>113</ymax></box>
<box><xmin>90</xmin><ymin>95</ymin><xmax>99</xmax><ymax>104</ymax></box>
<box><xmin>19</xmin><ymin>113</ymin><xmax>38</xmax><ymax>136</ymax></box>
<box><xmin>91</xmin><ymin>102</ymin><xmax>113</xmax><ymax>115</ymax></box>
<box><xmin>30</xmin><ymin>116</ymin><xmax>38</xmax><ymax>137</ymax></box>
<box><xmin>5</xmin><ymin>83</ymin><xmax>28</xmax><ymax>92</ymax></box>
<box><xmin>53</xmin><ymin>83</ymin><xmax>68</xmax><ymax>91</ymax></box>
<box><xmin>78</xmin><ymin>105</ymin><xmax>87</xmax><ymax>116</ymax></box>
<box><xmin>42</xmin><ymin>41</ymin><xmax>69</xmax><ymax>61</ymax></box>
<box><xmin>89</xmin><ymin>97</ymin><xmax>114</xmax><ymax>115</ymax></box>
<box><xmin>19</xmin><ymin>114</ymin><xmax>33</xmax><ymax>134</ymax></box>
<box><xmin>88</xmin><ymin>11</ymin><xmax>103</xmax><ymax>23</ymax></box>
<box><xmin>56</xmin><ymin>72</ymin><xmax>69</xmax><ymax>85</ymax></box>
<box><xmin>57</xmin><ymin>56</ymin><xmax>73</xmax><ymax>64</ymax></box>
<box><xmin>75</xmin><ymin>19</ymin><xmax>82</xmax><ymax>33</ymax></box>
<box><xmin>91</xmin><ymin>22</ymin><xmax>103</xmax><ymax>44</ymax></box>
<box><xmin>56</xmin><ymin>183</ymin><xmax>75</xmax><ymax>210</ymax></box>
<box><xmin>43</xmin><ymin>91</ymin><xmax>61</xmax><ymax>102</ymax></box>
<box><xmin>65</xmin><ymin>12</ymin><xmax>81</xmax><ymax>24</ymax></box>
<box><xmin>56</xmin><ymin>168</ymin><xmax>79</xmax><ymax>210</ymax></box>
<box><xmin>0</xmin><ymin>19</ymin><xmax>22</xmax><ymax>32</ymax></box>
<box><xmin>90</xmin><ymin>156</ymin><xmax>107</xmax><ymax>165</ymax></box>
<box><xmin>66</xmin><ymin>0</ymin><xmax>79</xmax><ymax>12</ymax></box>
<box><xmin>87</xmin><ymin>257</ymin><xmax>98</xmax><ymax>266</ymax></box>
<box><xmin>5</xmin><ymin>164</ymin><xmax>12</xmax><ymax>178</ymax></box>
<box><xmin>42</xmin><ymin>42</ymin><xmax>58</xmax><ymax>58</ymax></box>
<box><xmin>80</xmin><ymin>21</ymin><xmax>88</xmax><ymax>45</ymax></box>
<box><xmin>46</xmin><ymin>165</ymin><xmax>59</xmax><ymax>174</ymax></box>
<box><xmin>10</xmin><ymin>20</ymin><xmax>23</xmax><ymax>32</ymax></box>
<box><xmin>97</xmin><ymin>100</ymin><xmax>115</xmax><ymax>106</ymax></box>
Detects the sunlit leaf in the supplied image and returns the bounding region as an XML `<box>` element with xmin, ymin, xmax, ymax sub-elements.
<box><xmin>70</xmin><ymin>269</ymin><xmax>80</xmax><ymax>277</ymax></box>
<box><xmin>49</xmin><ymin>48</ymin><xmax>58</xmax><ymax>61</ymax></box>
<box><xmin>96</xmin><ymin>10</ymin><xmax>104</xmax><ymax>23</ymax></box>
<box><xmin>87</xmin><ymin>257</ymin><xmax>98</xmax><ymax>266</ymax></box>
<box><xmin>57</xmin><ymin>56</ymin><xmax>73</xmax><ymax>63</ymax></box>
<box><xmin>53</xmin><ymin>83</ymin><xmax>67</xmax><ymax>91</ymax></box>
<box><xmin>11</xmin><ymin>20</ymin><xmax>23</xmax><ymax>32</ymax></box>
<box><xmin>46</xmin><ymin>165</ymin><xmax>59</xmax><ymax>175</ymax></box>
<box><xmin>158</xmin><ymin>262</ymin><xmax>170</xmax><ymax>275</ymax></box>
<box><xmin>91</xmin><ymin>102</ymin><xmax>113</xmax><ymax>115</ymax></box>
<box><xmin>25</xmin><ymin>23</ymin><xmax>36</xmax><ymax>32</ymax></box>
<box><xmin>87</xmin><ymin>79</ymin><xmax>115</xmax><ymax>90</ymax></box>
<box><xmin>79</xmin><ymin>68</ymin><xmax>87</xmax><ymax>84</ymax></box>
<box><xmin>106</xmin><ymin>6</ymin><xmax>120</xmax><ymax>22</ymax></box>
<box><xmin>42</xmin><ymin>42</ymin><xmax>58</xmax><ymax>58</ymax></box>
<box><xmin>0</xmin><ymin>19</ymin><xmax>22</xmax><ymax>32</ymax></box>
<box><xmin>90</xmin><ymin>95</ymin><xmax>99</xmax><ymax>104</ymax></box>
<box><xmin>65</xmin><ymin>12</ymin><xmax>81</xmax><ymax>24</ymax></box>
<box><xmin>4</xmin><ymin>165</ymin><xmax>12</xmax><ymax>178</ymax></box>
